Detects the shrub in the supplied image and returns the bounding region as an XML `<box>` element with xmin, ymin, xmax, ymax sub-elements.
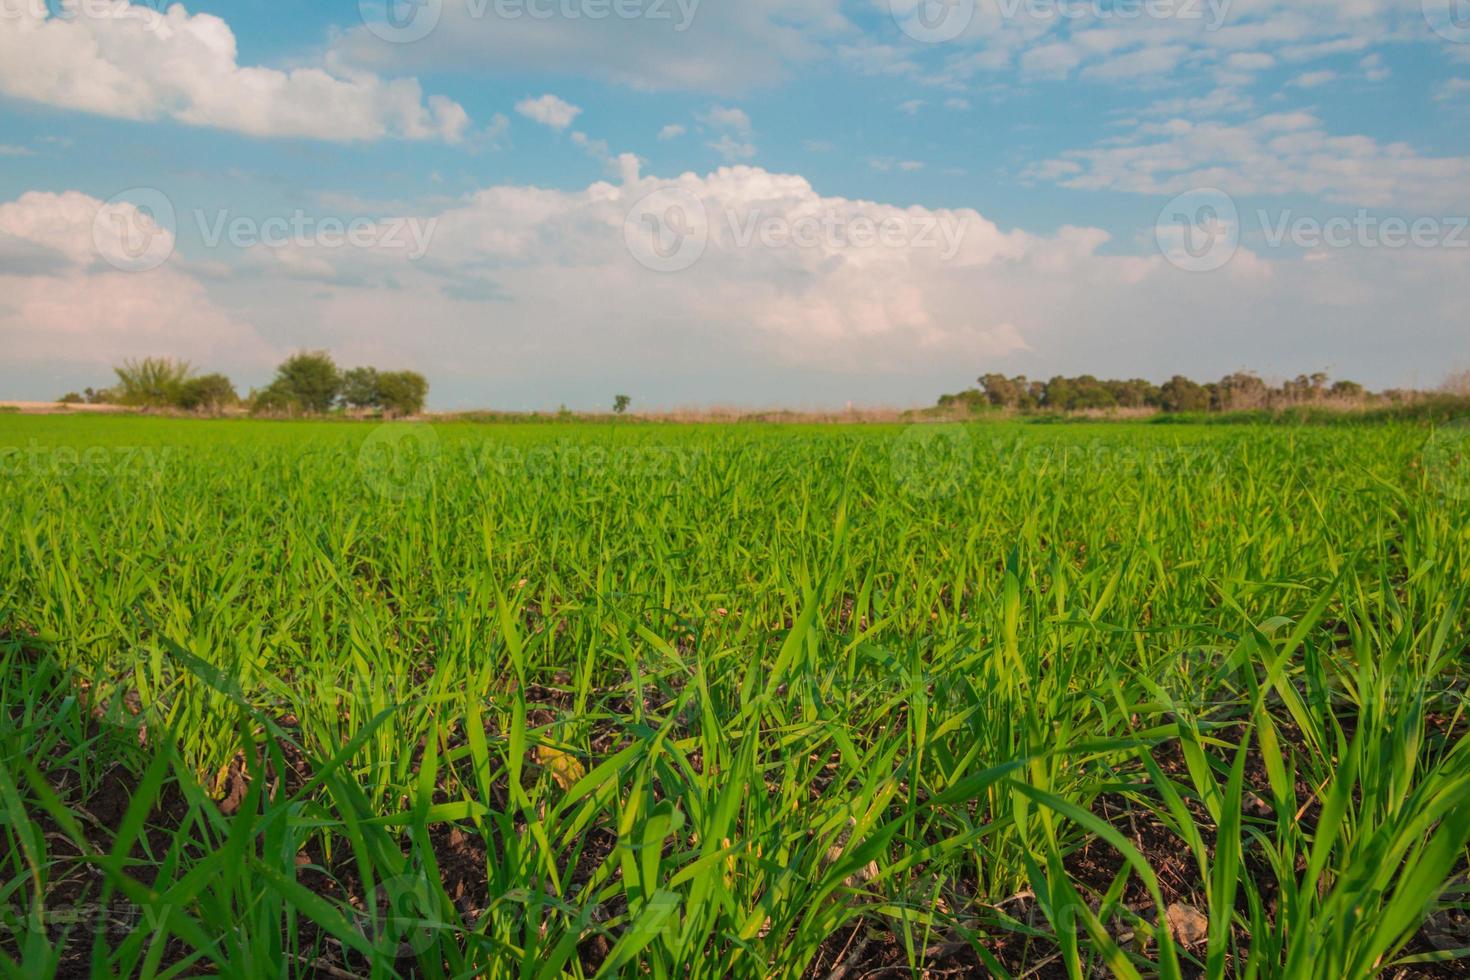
<box><xmin>377</xmin><ymin>371</ymin><xmax>429</xmax><ymax>417</ymax></box>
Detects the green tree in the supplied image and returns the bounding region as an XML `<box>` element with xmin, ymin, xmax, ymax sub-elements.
<box><xmin>178</xmin><ymin>374</ymin><xmax>238</xmax><ymax>413</ymax></box>
<box><xmin>613</xmin><ymin>394</ymin><xmax>631</xmax><ymax>415</ymax></box>
<box><xmin>269</xmin><ymin>351</ymin><xmax>341</xmax><ymax>414</ymax></box>
<box><xmin>1158</xmin><ymin>375</ymin><xmax>1211</xmax><ymax>413</ymax></box>
<box><xmin>112</xmin><ymin>357</ymin><xmax>193</xmax><ymax>408</ymax></box>
<box><xmin>341</xmin><ymin>367</ymin><xmax>381</xmax><ymax>411</ymax></box>
<box><xmin>57</xmin><ymin>392</ymin><xmax>84</xmax><ymax>405</ymax></box>
<box><xmin>376</xmin><ymin>371</ymin><xmax>428</xmax><ymax>417</ymax></box>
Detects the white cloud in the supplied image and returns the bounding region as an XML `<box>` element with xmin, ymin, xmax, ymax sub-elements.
<box><xmin>1031</xmin><ymin>112</ymin><xmax>1470</xmax><ymax>210</ymax></box>
<box><xmin>707</xmin><ymin>135</ymin><xmax>758</xmax><ymax>162</ymax></box>
<box><xmin>0</xmin><ymin>144</ymin><xmax>34</xmax><ymax>156</ymax></box>
<box><xmin>1290</xmin><ymin>70</ymin><xmax>1338</xmax><ymax>88</ymax></box>
<box><xmin>697</xmin><ymin>105</ymin><xmax>753</xmax><ymax>134</ymax></box>
<box><xmin>196</xmin><ymin>164</ymin><xmax>1469</xmax><ymax>394</ymax></box>
<box><xmin>658</xmin><ymin>124</ymin><xmax>687</xmax><ymax>140</ymax></box>
<box><xmin>0</xmin><ymin>191</ymin><xmax>273</xmax><ymax>368</ymax></box>
<box><xmin>1435</xmin><ymin>79</ymin><xmax>1470</xmax><ymax>102</ymax></box>
<box><xmin>0</xmin><ymin>4</ymin><xmax>469</xmax><ymax>142</ymax></box>
<box><xmin>889</xmin><ymin>0</ymin><xmax>1425</xmax><ymax>92</ymax></box>
<box><xmin>335</xmin><ymin>0</ymin><xmax>852</xmax><ymax>95</ymax></box>
<box><xmin>698</xmin><ymin>105</ymin><xmax>756</xmax><ymax>161</ymax></box>
<box><xmin>7</xmin><ymin>168</ymin><xmax>1465</xmax><ymax>401</ymax></box>
<box><xmin>515</xmin><ymin>94</ymin><xmax>583</xmax><ymax>131</ymax></box>
<box><xmin>898</xmin><ymin>99</ymin><xmax>925</xmax><ymax>115</ymax></box>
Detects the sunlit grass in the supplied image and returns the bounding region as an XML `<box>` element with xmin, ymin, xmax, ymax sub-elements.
<box><xmin>2</xmin><ymin>416</ymin><xmax>1467</xmax><ymax>977</ymax></box>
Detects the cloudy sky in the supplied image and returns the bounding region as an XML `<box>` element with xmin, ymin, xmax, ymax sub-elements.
<box><xmin>1</xmin><ymin>0</ymin><xmax>1467</xmax><ymax>409</ymax></box>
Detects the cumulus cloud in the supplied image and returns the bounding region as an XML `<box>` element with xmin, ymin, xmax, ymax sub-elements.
<box><xmin>0</xmin><ymin>4</ymin><xmax>469</xmax><ymax>142</ymax></box>
<box><xmin>6</xmin><ymin>168</ymin><xmax>1466</xmax><ymax>401</ymax></box>
<box><xmin>515</xmin><ymin>94</ymin><xmax>583</xmax><ymax>130</ymax></box>
<box><xmin>194</xmin><ymin>163</ymin><xmax>1464</xmax><ymax>397</ymax></box>
<box><xmin>0</xmin><ymin>191</ymin><xmax>273</xmax><ymax>368</ymax></box>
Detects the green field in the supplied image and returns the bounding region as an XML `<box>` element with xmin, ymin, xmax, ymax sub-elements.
<box><xmin>3</xmin><ymin>415</ymin><xmax>1469</xmax><ymax>978</ymax></box>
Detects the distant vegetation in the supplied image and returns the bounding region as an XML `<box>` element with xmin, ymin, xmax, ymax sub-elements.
<box><xmin>939</xmin><ymin>370</ymin><xmax>1468</xmax><ymax>419</ymax></box>
<box><xmin>61</xmin><ymin>352</ymin><xmax>428</xmax><ymax>418</ymax></box>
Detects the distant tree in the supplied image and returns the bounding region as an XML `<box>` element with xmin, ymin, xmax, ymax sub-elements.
<box><xmin>341</xmin><ymin>367</ymin><xmax>382</xmax><ymax>411</ymax></box>
<box><xmin>1106</xmin><ymin>378</ymin><xmax>1159</xmax><ymax>409</ymax></box>
<box><xmin>1217</xmin><ymin>371</ymin><xmax>1268</xmax><ymax>411</ymax></box>
<box><xmin>1158</xmin><ymin>375</ymin><xmax>1211</xmax><ymax>413</ymax></box>
<box><xmin>376</xmin><ymin>371</ymin><xmax>429</xmax><ymax>417</ymax></box>
<box><xmin>269</xmin><ymin>351</ymin><xmax>341</xmax><ymax>414</ymax></box>
<box><xmin>1440</xmin><ymin>371</ymin><xmax>1470</xmax><ymax>396</ymax></box>
<box><xmin>178</xmin><ymin>373</ymin><xmax>238</xmax><ymax>413</ymax></box>
<box><xmin>250</xmin><ymin>382</ymin><xmax>299</xmax><ymax>415</ymax></box>
<box><xmin>113</xmin><ymin>357</ymin><xmax>193</xmax><ymax>408</ymax></box>
<box><xmin>82</xmin><ymin>386</ymin><xmax>115</xmax><ymax>405</ymax></box>
<box><xmin>57</xmin><ymin>392</ymin><xmax>84</xmax><ymax>405</ymax></box>
<box><xmin>1328</xmin><ymin>380</ymin><xmax>1366</xmax><ymax>402</ymax></box>
<box><xmin>613</xmin><ymin>394</ymin><xmax>631</xmax><ymax>415</ymax></box>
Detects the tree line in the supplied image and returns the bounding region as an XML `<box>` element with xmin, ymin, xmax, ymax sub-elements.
<box><xmin>61</xmin><ymin>352</ymin><xmax>428</xmax><ymax>417</ymax></box>
<box><xmin>937</xmin><ymin>371</ymin><xmax>1409</xmax><ymax>415</ymax></box>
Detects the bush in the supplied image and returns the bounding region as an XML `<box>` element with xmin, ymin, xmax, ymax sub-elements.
<box><xmin>377</xmin><ymin>371</ymin><xmax>428</xmax><ymax>417</ymax></box>
<box><xmin>340</xmin><ymin>367</ymin><xmax>381</xmax><ymax>411</ymax></box>
<box><xmin>268</xmin><ymin>352</ymin><xmax>341</xmax><ymax>414</ymax></box>
<box><xmin>57</xmin><ymin>393</ymin><xmax>85</xmax><ymax>405</ymax></box>
<box><xmin>113</xmin><ymin>357</ymin><xmax>193</xmax><ymax>408</ymax></box>
<box><xmin>178</xmin><ymin>374</ymin><xmax>239</xmax><ymax>414</ymax></box>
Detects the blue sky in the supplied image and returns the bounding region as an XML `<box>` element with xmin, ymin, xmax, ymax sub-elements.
<box><xmin>2</xmin><ymin>0</ymin><xmax>1468</xmax><ymax>409</ymax></box>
